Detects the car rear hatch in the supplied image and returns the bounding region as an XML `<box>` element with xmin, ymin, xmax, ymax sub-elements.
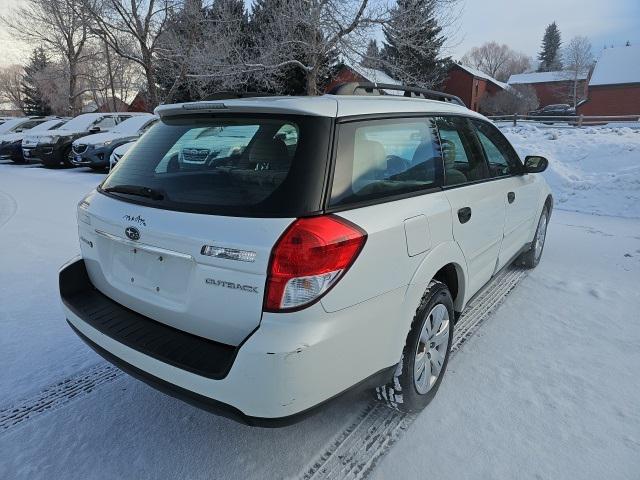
<box><xmin>81</xmin><ymin>110</ymin><xmax>333</xmax><ymax>346</ymax></box>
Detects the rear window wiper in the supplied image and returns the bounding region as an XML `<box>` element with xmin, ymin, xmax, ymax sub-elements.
<box><xmin>103</xmin><ymin>184</ymin><xmax>165</xmax><ymax>200</ymax></box>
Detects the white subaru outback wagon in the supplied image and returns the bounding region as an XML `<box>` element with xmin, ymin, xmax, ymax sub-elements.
<box><xmin>60</xmin><ymin>84</ymin><xmax>552</xmax><ymax>426</ymax></box>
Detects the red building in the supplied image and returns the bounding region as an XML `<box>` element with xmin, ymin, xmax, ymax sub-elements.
<box><xmin>578</xmin><ymin>45</ymin><xmax>640</xmax><ymax>116</ymax></box>
<box><xmin>324</xmin><ymin>63</ymin><xmax>399</xmax><ymax>93</ymax></box>
<box><xmin>441</xmin><ymin>63</ymin><xmax>507</xmax><ymax>112</ymax></box>
<box><xmin>507</xmin><ymin>71</ymin><xmax>588</xmax><ymax>107</ymax></box>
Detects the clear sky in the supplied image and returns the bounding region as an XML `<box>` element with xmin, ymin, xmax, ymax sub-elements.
<box><xmin>1</xmin><ymin>0</ymin><xmax>639</xmax><ymax>67</ymax></box>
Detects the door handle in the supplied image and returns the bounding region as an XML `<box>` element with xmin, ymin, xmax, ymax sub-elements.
<box><xmin>457</xmin><ymin>207</ymin><xmax>472</xmax><ymax>224</ymax></box>
<box><xmin>507</xmin><ymin>192</ymin><xmax>516</xmax><ymax>204</ymax></box>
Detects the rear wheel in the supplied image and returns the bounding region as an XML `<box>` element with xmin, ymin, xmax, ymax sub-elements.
<box><xmin>376</xmin><ymin>280</ymin><xmax>454</xmax><ymax>413</ymax></box>
<box><xmin>518</xmin><ymin>207</ymin><xmax>549</xmax><ymax>268</ymax></box>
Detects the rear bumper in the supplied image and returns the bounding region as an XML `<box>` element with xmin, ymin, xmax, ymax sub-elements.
<box><xmin>60</xmin><ymin>258</ymin><xmax>401</xmax><ymax>424</ymax></box>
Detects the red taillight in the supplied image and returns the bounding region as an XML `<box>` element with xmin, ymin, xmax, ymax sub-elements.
<box><xmin>265</xmin><ymin>215</ymin><xmax>367</xmax><ymax>312</ymax></box>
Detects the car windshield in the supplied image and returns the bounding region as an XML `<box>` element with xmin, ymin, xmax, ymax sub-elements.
<box><xmin>112</xmin><ymin>116</ymin><xmax>155</xmax><ymax>134</ymax></box>
<box><xmin>58</xmin><ymin>115</ymin><xmax>101</xmax><ymax>131</ymax></box>
<box><xmin>101</xmin><ymin>114</ymin><xmax>331</xmax><ymax>217</ymax></box>
<box><xmin>30</xmin><ymin>119</ymin><xmax>66</xmax><ymax>132</ymax></box>
<box><xmin>0</xmin><ymin>118</ymin><xmax>28</xmax><ymax>134</ymax></box>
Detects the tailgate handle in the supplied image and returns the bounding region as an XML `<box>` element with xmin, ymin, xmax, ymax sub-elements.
<box><xmin>457</xmin><ymin>207</ymin><xmax>472</xmax><ymax>224</ymax></box>
<box><xmin>507</xmin><ymin>192</ymin><xmax>516</xmax><ymax>204</ymax></box>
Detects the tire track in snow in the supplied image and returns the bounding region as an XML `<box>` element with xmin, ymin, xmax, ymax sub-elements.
<box><xmin>301</xmin><ymin>266</ymin><xmax>528</xmax><ymax>480</ymax></box>
<box><xmin>0</xmin><ymin>189</ymin><xmax>17</xmax><ymax>229</ymax></box>
<box><xmin>0</xmin><ymin>363</ymin><xmax>121</xmax><ymax>433</ymax></box>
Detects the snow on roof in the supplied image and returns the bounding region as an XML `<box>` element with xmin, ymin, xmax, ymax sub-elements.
<box><xmin>589</xmin><ymin>45</ymin><xmax>640</xmax><ymax>86</ymax></box>
<box><xmin>347</xmin><ymin>63</ymin><xmax>399</xmax><ymax>86</ymax></box>
<box><xmin>508</xmin><ymin>70</ymin><xmax>587</xmax><ymax>85</ymax></box>
<box><xmin>454</xmin><ymin>63</ymin><xmax>508</xmax><ymax>90</ymax></box>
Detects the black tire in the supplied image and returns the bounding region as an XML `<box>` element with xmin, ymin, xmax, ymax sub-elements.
<box><xmin>517</xmin><ymin>207</ymin><xmax>549</xmax><ymax>269</ymax></box>
<box><xmin>376</xmin><ymin>280</ymin><xmax>454</xmax><ymax>413</ymax></box>
<box><xmin>61</xmin><ymin>147</ymin><xmax>75</xmax><ymax>167</ymax></box>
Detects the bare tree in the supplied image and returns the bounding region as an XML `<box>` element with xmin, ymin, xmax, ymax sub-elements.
<box><xmin>563</xmin><ymin>36</ymin><xmax>593</xmax><ymax>107</ymax></box>
<box><xmin>1</xmin><ymin>0</ymin><xmax>93</xmax><ymax>115</ymax></box>
<box><xmin>0</xmin><ymin>65</ymin><xmax>25</xmax><ymax>111</ymax></box>
<box><xmin>183</xmin><ymin>0</ymin><xmax>387</xmax><ymax>95</ymax></box>
<box><xmin>81</xmin><ymin>0</ymin><xmax>177</xmax><ymax>108</ymax></box>
<box><xmin>461</xmin><ymin>41</ymin><xmax>531</xmax><ymax>82</ymax></box>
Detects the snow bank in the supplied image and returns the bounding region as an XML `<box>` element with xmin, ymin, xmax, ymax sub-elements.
<box><xmin>500</xmin><ymin>124</ymin><xmax>640</xmax><ymax>218</ymax></box>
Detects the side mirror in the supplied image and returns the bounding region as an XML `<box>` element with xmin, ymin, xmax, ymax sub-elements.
<box><xmin>89</xmin><ymin>126</ymin><xmax>101</xmax><ymax>133</ymax></box>
<box><xmin>524</xmin><ymin>155</ymin><xmax>548</xmax><ymax>173</ymax></box>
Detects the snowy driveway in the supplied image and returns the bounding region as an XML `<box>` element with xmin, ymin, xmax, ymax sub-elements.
<box><xmin>1</xmin><ymin>148</ymin><xmax>639</xmax><ymax>479</ymax></box>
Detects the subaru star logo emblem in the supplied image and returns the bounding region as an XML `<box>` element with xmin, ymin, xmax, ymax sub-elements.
<box><xmin>125</xmin><ymin>226</ymin><xmax>140</xmax><ymax>241</ymax></box>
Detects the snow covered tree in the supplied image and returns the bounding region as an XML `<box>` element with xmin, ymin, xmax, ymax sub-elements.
<box><xmin>461</xmin><ymin>41</ymin><xmax>531</xmax><ymax>82</ymax></box>
<box><xmin>0</xmin><ymin>65</ymin><xmax>25</xmax><ymax>112</ymax></box>
<box><xmin>562</xmin><ymin>36</ymin><xmax>593</xmax><ymax>107</ymax></box>
<box><xmin>361</xmin><ymin>39</ymin><xmax>381</xmax><ymax>69</ymax></box>
<box><xmin>537</xmin><ymin>22</ymin><xmax>562</xmax><ymax>72</ymax></box>
<box><xmin>381</xmin><ymin>0</ymin><xmax>450</xmax><ymax>88</ymax></box>
<box><xmin>22</xmin><ymin>48</ymin><xmax>52</xmax><ymax>116</ymax></box>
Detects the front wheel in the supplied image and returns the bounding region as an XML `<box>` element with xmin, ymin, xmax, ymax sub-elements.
<box><xmin>518</xmin><ymin>207</ymin><xmax>549</xmax><ymax>268</ymax></box>
<box><xmin>376</xmin><ymin>280</ymin><xmax>454</xmax><ymax>413</ymax></box>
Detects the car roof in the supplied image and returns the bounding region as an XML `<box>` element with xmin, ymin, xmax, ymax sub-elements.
<box><xmin>155</xmin><ymin>94</ymin><xmax>484</xmax><ymax>120</ymax></box>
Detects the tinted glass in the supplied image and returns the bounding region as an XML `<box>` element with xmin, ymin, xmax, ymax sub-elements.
<box><xmin>330</xmin><ymin>118</ymin><xmax>442</xmax><ymax>207</ymax></box>
<box><xmin>436</xmin><ymin>116</ymin><xmax>487</xmax><ymax>186</ymax></box>
<box><xmin>471</xmin><ymin>120</ymin><xmax>522</xmax><ymax>177</ymax></box>
<box><xmin>101</xmin><ymin>114</ymin><xmax>331</xmax><ymax>217</ymax></box>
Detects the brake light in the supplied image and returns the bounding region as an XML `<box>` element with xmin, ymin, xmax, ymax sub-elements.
<box><xmin>265</xmin><ymin>215</ymin><xmax>367</xmax><ymax>312</ymax></box>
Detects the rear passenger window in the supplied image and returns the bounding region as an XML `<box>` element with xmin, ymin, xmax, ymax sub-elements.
<box><xmin>436</xmin><ymin>117</ymin><xmax>488</xmax><ymax>186</ymax></box>
<box><xmin>330</xmin><ymin>118</ymin><xmax>442</xmax><ymax>207</ymax></box>
<box><xmin>471</xmin><ymin>120</ymin><xmax>522</xmax><ymax>177</ymax></box>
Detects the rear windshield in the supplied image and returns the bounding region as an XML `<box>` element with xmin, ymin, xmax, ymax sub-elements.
<box><xmin>101</xmin><ymin>114</ymin><xmax>332</xmax><ymax>217</ymax></box>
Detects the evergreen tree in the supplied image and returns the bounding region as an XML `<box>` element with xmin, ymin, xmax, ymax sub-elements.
<box><xmin>361</xmin><ymin>39</ymin><xmax>381</xmax><ymax>69</ymax></box>
<box><xmin>21</xmin><ymin>47</ymin><xmax>52</xmax><ymax>116</ymax></box>
<box><xmin>381</xmin><ymin>0</ymin><xmax>450</xmax><ymax>88</ymax></box>
<box><xmin>537</xmin><ymin>22</ymin><xmax>563</xmax><ymax>72</ymax></box>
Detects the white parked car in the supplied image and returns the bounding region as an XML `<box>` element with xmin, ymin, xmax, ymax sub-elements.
<box><xmin>60</xmin><ymin>84</ymin><xmax>552</xmax><ymax>425</ymax></box>
<box><xmin>108</xmin><ymin>140</ymin><xmax>136</xmax><ymax>171</ymax></box>
<box><xmin>72</xmin><ymin>114</ymin><xmax>157</xmax><ymax>170</ymax></box>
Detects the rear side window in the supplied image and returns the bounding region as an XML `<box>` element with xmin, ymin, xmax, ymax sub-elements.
<box><xmin>471</xmin><ymin>120</ymin><xmax>522</xmax><ymax>177</ymax></box>
<box><xmin>330</xmin><ymin>118</ymin><xmax>442</xmax><ymax>207</ymax></box>
<box><xmin>101</xmin><ymin>114</ymin><xmax>332</xmax><ymax>217</ymax></box>
<box><xmin>436</xmin><ymin>117</ymin><xmax>488</xmax><ymax>186</ymax></box>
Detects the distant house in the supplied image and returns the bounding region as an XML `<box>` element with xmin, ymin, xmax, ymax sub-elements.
<box><xmin>441</xmin><ymin>63</ymin><xmax>507</xmax><ymax>112</ymax></box>
<box><xmin>324</xmin><ymin>63</ymin><xmax>399</xmax><ymax>93</ymax></box>
<box><xmin>128</xmin><ymin>92</ymin><xmax>151</xmax><ymax>113</ymax></box>
<box><xmin>507</xmin><ymin>70</ymin><xmax>588</xmax><ymax>107</ymax></box>
<box><xmin>578</xmin><ymin>45</ymin><xmax>640</xmax><ymax>116</ymax></box>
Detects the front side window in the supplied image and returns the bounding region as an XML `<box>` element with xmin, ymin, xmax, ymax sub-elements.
<box><xmin>330</xmin><ymin>118</ymin><xmax>442</xmax><ymax>207</ymax></box>
<box><xmin>471</xmin><ymin>120</ymin><xmax>522</xmax><ymax>177</ymax></box>
<box><xmin>101</xmin><ymin>114</ymin><xmax>332</xmax><ymax>217</ymax></box>
<box><xmin>94</xmin><ymin>116</ymin><xmax>117</xmax><ymax>130</ymax></box>
<box><xmin>436</xmin><ymin>116</ymin><xmax>487</xmax><ymax>186</ymax></box>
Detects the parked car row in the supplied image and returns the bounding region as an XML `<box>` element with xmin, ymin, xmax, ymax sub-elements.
<box><xmin>0</xmin><ymin>112</ymin><xmax>156</xmax><ymax>170</ymax></box>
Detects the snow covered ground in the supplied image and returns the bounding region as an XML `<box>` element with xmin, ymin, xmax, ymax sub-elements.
<box><xmin>1</xmin><ymin>125</ymin><xmax>639</xmax><ymax>479</ymax></box>
<box><xmin>501</xmin><ymin>124</ymin><xmax>640</xmax><ymax>218</ymax></box>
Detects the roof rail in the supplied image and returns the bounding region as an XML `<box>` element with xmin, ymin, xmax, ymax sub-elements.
<box><xmin>204</xmin><ymin>91</ymin><xmax>276</xmax><ymax>101</ymax></box>
<box><xmin>328</xmin><ymin>82</ymin><xmax>466</xmax><ymax>107</ymax></box>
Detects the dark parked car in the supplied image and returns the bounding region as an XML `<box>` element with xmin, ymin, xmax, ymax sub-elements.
<box><xmin>22</xmin><ymin>113</ymin><xmax>134</xmax><ymax>167</ymax></box>
<box><xmin>71</xmin><ymin>114</ymin><xmax>156</xmax><ymax>170</ymax></box>
<box><xmin>0</xmin><ymin>117</ymin><xmax>68</xmax><ymax>163</ymax></box>
<box><xmin>528</xmin><ymin>104</ymin><xmax>576</xmax><ymax>119</ymax></box>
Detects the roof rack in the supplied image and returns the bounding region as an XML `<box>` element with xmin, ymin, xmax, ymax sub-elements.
<box><xmin>204</xmin><ymin>91</ymin><xmax>276</xmax><ymax>101</ymax></box>
<box><xmin>328</xmin><ymin>82</ymin><xmax>466</xmax><ymax>107</ymax></box>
